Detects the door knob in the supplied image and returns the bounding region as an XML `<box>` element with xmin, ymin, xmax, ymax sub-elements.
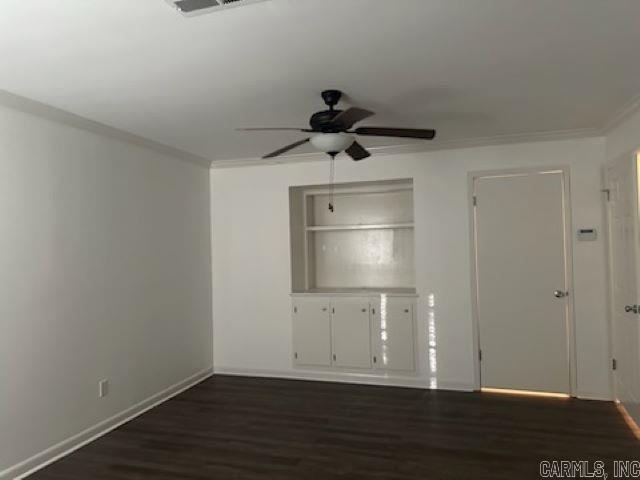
<box><xmin>554</xmin><ymin>290</ymin><xmax>568</xmax><ymax>298</ymax></box>
<box><xmin>625</xmin><ymin>305</ymin><xmax>639</xmax><ymax>314</ymax></box>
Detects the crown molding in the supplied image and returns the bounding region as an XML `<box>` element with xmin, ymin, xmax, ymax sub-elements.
<box><xmin>213</xmin><ymin>89</ymin><xmax>640</xmax><ymax>169</ymax></box>
<box><xmin>210</xmin><ymin>127</ymin><xmax>602</xmax><ymax>169</ymax></box>
<box><xmin>7</xmin><ymin>85</ymin><xmax>640</xmax><ymax>171</ymax></box>
<box><xmin>0</xmin><ymin>89</ymin><xmax>212</xmax><ymax>168</ymax></box>
<box><xmin>601</xmin><ymin>93</ymin><xmax>640</xmax><ymax>134</ymax></box>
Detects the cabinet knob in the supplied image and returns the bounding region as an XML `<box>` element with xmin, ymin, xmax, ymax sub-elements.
<box><xmin>322</xmin><ymin>307</ymin><xmax>327</xmax><ymax>312</ymax></box>
<box><xmin>361</xmin><ymin>308</ymin><xmax>367</xmax><ymax>313</ymax></box>
<box><xmin>404</xmin><ymin>309</ymin><xmax>409</xmax><ymax>313</ymax></box>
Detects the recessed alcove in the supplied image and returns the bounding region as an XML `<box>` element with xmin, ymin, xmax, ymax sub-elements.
<box><xmin>289</xmin><ymin>179</ymin><xmax>416</xmax><ymax>293</ymax></box>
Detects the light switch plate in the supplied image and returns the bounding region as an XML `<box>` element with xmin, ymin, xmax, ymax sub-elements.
<box><xmin>98</xmin><ymin>379</ymin><xmax>109</xmax><ymax>398</ymax></box>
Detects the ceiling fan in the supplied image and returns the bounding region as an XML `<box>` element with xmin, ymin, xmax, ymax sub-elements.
<box><xmin>239</xmin><ymin>90</ymin><xmax>436</xmax><ymax>160</ymax></box>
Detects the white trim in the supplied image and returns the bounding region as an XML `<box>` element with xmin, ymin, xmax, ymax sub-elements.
<box><xmin>213</xmin><ymin>366</ymin><xmax>474</xmax><ymax>392</ymax></box>
<box><xmin>602</xmin><ymin>94</ymin><xmax>640</xmax><ymax>134</ymax></box>
<box><xmin>211</xmin><ymin>128</ymin><xmax>601</xmax><ymax>169</ymax></box>
<box><xmin>419</xmin><ymin>128</ymin><xmax>601</xmax><ymax>154</ymax></box>
<box><xmin>576</xmin><ymin>391</ymin><xmax>613</xmax><ymax>402</ymax></box>
<box><xmin>6</xmin><ymin>80</ymin><xmax>640</xmax><ymax>171</ymax></box>
<box><xmin>0</xmin><ymin>89</ymin><xmax>211</xmax><ymax>168</ymax></box>
<box><xmin>605</xmin><ymin>151</ymin><xmax>640</xmax><ymax>411</ymax></box>
<box><xmin>212</xmin><ymin>93</ymin><xmax>640</xmax><ymax>169</ymax></box>
<box><xmin>467</xmin><ymin>166</ymin><xmax>578</xmax><ymax>396</ymax></box>
<box><xmin>604</xmin><ymin>157</ymin><xmax>618</xmax><ymax>403</ymax></box>
<box><xmin>6</xmin><ymin>84</ymin><xmax>632</xmax><ymax>170</ymax></box>
<box><xmin>3</xmin><ymin>367</ymin><xmax>214</xmax><ymax>480</ymax></box>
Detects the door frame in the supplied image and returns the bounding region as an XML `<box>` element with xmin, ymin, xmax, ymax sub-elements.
<box><xmin>605</xmin><ymin>150</ymin><xmax>640</xmax><ymax>403</ymax></box>
<box><xmin>468</xmin><ymin>165</ymin><xmax>577</xmax><ymax>396</ymax></box>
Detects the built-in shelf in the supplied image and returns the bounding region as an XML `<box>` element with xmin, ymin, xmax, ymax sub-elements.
<box><xmin>289</xmin><ymin>179</ymin><xmax>416</xmax><ymax>292</ymax></box>
<box><xmin>305</xmin><ymin>223</ymin><xmax>414</xmax><ymax>232</ymax></box>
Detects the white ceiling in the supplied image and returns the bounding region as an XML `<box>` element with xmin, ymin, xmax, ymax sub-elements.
<box><xmin>1</xmin><ymin>0</ymin><xmax>640</xmax><ymax>164</ymax></box>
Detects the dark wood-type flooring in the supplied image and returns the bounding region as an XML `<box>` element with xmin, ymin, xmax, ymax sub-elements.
<box><xmin>31</xmin><ymin>375</ymin><xmax>639</xmax><ymax>479</ymax></box>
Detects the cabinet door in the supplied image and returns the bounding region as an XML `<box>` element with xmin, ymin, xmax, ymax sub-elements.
<box><xmin>293</xmin><ymin>298</ymin><xmax>331</xmax><ymax>366</ymax></box>
<box><xmin>375</xmin><ymin>299</ymin><xmax>415</xmax><ymax>371</ymax></box>
<box><xmin>331</xmin><ymin>298</ymin><xmax>372</xmax><ymax>369</ymax></box>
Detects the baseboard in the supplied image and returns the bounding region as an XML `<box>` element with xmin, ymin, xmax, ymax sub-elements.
<box><xmin>435</xmin><ymin>380</ymin><xmax>476</xmax><ymax>392</ymax></box>
<box><xmin>3</xmin><ymin>367</ymin><xmax>214</xmax><ymax>480</ymax></box>
<box><xmin>576</xmin><ymin>391</ymin><xmax>613</xmax><ymax>402</ymax></box>
<box><xmin>213</xmin><ymin>366</ymin><xmax>474</xmax><ymax>392</ymax></box>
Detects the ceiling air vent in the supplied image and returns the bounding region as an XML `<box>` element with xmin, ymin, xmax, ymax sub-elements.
<box><xmin>169</xmin><ymin>0</ymin><xmax>270</xmax><ymax>16</ymax></box>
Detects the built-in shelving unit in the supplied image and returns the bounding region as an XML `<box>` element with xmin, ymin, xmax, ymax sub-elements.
<box><xmin>289</xmin><ymin>179</ymin><xmax>416</xmax><ymax>293</ymax></box>
<box><xmin>289</xmin><ymin>179</ymin><xmax>417</xmax><ymax>376</ymax></box>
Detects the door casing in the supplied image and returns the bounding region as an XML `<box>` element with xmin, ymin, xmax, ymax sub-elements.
<box><xmin>468</xmin><ymin>166</ymin><xmax>577</xmax><ymax>395</ymax></box>
<box><xmin>605</xmin><ymin>150</ymin><xmax>640</xmax><ymax>406</ymax></box>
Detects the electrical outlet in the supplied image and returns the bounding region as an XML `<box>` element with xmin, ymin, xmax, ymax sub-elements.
<box><xmin>98</xmin><ymin>380</ymin><xmax>109</xmax><ymax>398</ymax></box>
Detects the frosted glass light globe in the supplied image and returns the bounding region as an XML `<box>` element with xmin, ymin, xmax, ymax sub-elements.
<box><xmin>310</xmin><ymin>133</ymin><xmax>354</xmax><ymax>153</ymax></box>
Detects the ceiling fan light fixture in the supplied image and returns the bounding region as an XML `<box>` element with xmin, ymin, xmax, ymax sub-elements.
<box><xmin>310</xmin><ymin>133</ymin><xmax>354</xmax><ymax>154</ymax></box>
<box><xmin>241</xmin><ymin>90</ymin><xmax>436</xmax><ymax>160</ymax></box>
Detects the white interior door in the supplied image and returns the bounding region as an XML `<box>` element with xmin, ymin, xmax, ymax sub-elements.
<box><xmin>331</xmin><ymin>298</ymin><xmax>371</xmax><ymax>369</ymax></box>
<box><xmin>607</xmin><ymin>153</ymin><xmax>640</xmax><ymax>422</ymax></box>
<box><xmin>474</xmin><ymin>169</ymin><xmax>572</xmax><ymax>394</ymax></box>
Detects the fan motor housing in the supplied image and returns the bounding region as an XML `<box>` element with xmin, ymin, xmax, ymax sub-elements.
<box><xmin>310</xmin><ymin>110</ymin><xmax>346</xmax><ymax>132</ymax></box>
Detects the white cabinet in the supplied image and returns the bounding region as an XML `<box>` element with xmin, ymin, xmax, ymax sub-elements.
<box><xmin>373</xmin><ymin>298</ymin><xmax>415</xmax><ymax>371</ymax></box>
<box><xmin>292</xmin><ymin>295</ymin><xmax>416</xmax><ymax>374</ymax></box>
<box><xmin>292</xmin><ymin>298</ymin><xmax>331</xmax><ymax>367</ymax></box>
<box><xmin>331</xmin><ymin>298</ymin><xmax>371</xmax><ymax>369</ymax></box>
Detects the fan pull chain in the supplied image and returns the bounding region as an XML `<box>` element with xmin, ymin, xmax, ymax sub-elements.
<box><xmin>328</xmin><ymin>154</ymin><xmax>336</xmax><ymax>213</ymax></box>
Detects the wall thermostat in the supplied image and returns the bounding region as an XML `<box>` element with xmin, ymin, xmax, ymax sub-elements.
<box><xmin>577</xmin><ymin>228</ymin><xmax>597</xmax><ymax>241</ymax></box>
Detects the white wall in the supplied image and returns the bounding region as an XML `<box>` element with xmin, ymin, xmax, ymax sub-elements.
<box><xmin>0</xmin><ymin>103</ymin><xmax>213</xmax><ymax>477</ymax></box>
<box><xmin>211</xmin><ymin>137</ymin><xmax>611</xmax><ymax>399</ymax></box>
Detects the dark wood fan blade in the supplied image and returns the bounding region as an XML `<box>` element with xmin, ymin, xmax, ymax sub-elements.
<box><xmin>331</xmin><ymin>108</ymin><xmax>375</xmax><ymax>129</ymax></box>
<box><xmin>263</xmin><ymin>138</ymin><xmax>311</xmax><ymax>159</ymax></box>
<box><xmin>237</xmin><ymin>127</ymin><xmax>309</xmax><ymax>131</ymax></box>
<box><xmin>354</xmin><ymin>127</ymin><xmax>436</xmax><ymax>139</ymax></box>
<box><xmin>345</xmin><ymin>141</ymin><xmax>371</xmax><ymax>161</ymax></box>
